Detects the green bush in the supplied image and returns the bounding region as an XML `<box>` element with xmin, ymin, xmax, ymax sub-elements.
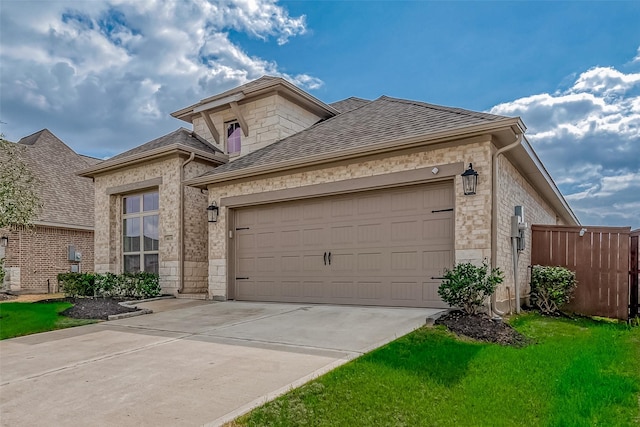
<box><xmin>530</xmin><ymin>265</ymin><xmax>577</xmax><ymax>315</ymax></box>
<box><xmin>58</xmin><ymin>272</ymin><xmax>161</xmax><ymax>299</ymax></box>
<box><xmin>438</xmin><ymin>262</ymin><xmax>503</xmax><ymax>315</ymax></box>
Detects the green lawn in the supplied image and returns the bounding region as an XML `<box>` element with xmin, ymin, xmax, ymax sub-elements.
<box><xmin>0</xmin><ymin>301</ymin><xmax>96</xmax><ymax>340</ymax></box>
<box><xmin>234</xmin><ymin>314</ymin><xmax>640</xmax><ymax>427</ymax></box>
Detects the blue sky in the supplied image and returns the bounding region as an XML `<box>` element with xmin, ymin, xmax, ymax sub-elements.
<box><xmin>1</xmin><ymin>1</ymin><xmax>639</xmax><ymax>228</ymax></box>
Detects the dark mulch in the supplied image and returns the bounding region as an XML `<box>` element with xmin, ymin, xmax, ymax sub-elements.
<box><xmin>435</xmin><ymin>310</ymin><xmax>529</xmax><ymax>346</ymax></box>
<box><xmin>0</xmin><ymin>293</ymin><xmax>17</xmax><ymax>301</ymax></box>
<box><xmin>52</xmin><ymin>297</ymin><xmax>140</xmax><ymax>320</ymax></box>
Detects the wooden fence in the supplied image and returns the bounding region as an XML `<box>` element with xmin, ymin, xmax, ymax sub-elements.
<box><xmin>631</xmin><ymin>229</ymin><xmax>639</xmax><ymax>319</ymax></box>
<box><xmin>531</xmin><ymin>225</ymin><xmax>631</xmax><ymax>320</ymax></box>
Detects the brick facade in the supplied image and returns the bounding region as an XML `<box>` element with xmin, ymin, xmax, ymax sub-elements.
<box><xmin>494</xmin><ymin>155</ymin><xmax>559</xmax><ymax>308</ymax></box>
<box><xmin>1</xmin><ymin>225</ymin><xmax>94</xmax><ymax>293</ymax></box>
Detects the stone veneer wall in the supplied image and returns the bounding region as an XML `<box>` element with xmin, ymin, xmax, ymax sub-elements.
<box><xmin>93</xmin><ymin>156</ymin><xmax>183</xmax><ymax>294</ymax></box>
<box><xmin>193</xmin><ymin>94</ymin><xmax>322</xmax><ymax>157</ymax></box>
<box><xmin>206</xmin><ymin>137</ymin><xmax>494</xmax><ymax>299</ymax></box>
<box><xmin>1</xmin><ymin>225</ymin><xmax>94</xmax><ymax>293</ymax></box>
<box><xmin>495</xmin><ymin>154</ymin><xmax>558</xmax><ymax>310</ymax></box>
<box><xmin>182</xmin><ymin>160</ymin><xmax>214</xmax><ymax>293</ymax></box>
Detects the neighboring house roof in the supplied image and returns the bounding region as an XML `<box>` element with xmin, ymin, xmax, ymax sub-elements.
<box><xmin>78</xmin><ymin>128</ymin><xmax>228</xmax><ymax>177</ymax></box>
<box><xmin>329</xmin><ymin>97</ymin><xmax>370</xmax><ymax>113</ymax></box>
<box><xmin>171</xmin><ymin>75</ymin><xmax>339</xmax><ymax>123</ymax></box>
<box><xmin>189</xmin><ymin>96</ymin><xmax>515</xmax><ymax>180</ymax></box>
<box><xmin>11</xmin><ymin>129</ymin><xmax>95</xmax><ymax>229</ymax></box>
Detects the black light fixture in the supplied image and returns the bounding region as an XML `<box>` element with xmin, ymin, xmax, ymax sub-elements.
<box><xmin>0</xmin><ymin>236</ymin><xmax>7</xmax><ymax>247</ymax></box>
<box><xmin>461</xmin><ymin>163</ymin><xmax>479</xmax><ymax>195</ymax></box>
<box><xmin>207</xmin><ymin>202</ymin><xmax>219</xmax><ymax>223</ymax></box>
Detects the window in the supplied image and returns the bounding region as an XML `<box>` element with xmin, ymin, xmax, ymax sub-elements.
<box><xmin>226</xmin><ymin>121</ymin><xmax>241</xmax><ymax>155</ymax></box>
<box><xmin>123</xmin><ymin>191</ymin><xmax>159</xmax><ymax>274</ymax></box>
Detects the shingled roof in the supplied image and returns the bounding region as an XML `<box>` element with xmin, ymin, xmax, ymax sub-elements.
<box><xmin>195</xmin><ymin>96</ymin><xmax>513</xmax><ymax>179</ymax></box>
<box><xmin>329</xmin><ymin>97</ymin><xmax>370</xmax><ymax>113</ymax></box>
<box><xmin>11</xmin><ymin>129</ymin><xmax>95</xmax><ymax>228</ymax></box>
<box><xmin>109</xmin><ymin>128</ymin><xmax>222</xmax><ymax>162</ymax></box>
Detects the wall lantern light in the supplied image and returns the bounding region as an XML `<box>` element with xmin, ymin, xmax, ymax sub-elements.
<box><xmin>207</xmin><ymin>202</ymin><xmax>219</xmax><ymax>223</ymax></box>
<box><xmin>461</xmin><ymin>163</ymin><xmax>479</xmax><ymax>195</ymax></box>
<box><xmin>0</xmin><ymin>236</ymin><xmax>8</xmax><ymax>247</ymax></box>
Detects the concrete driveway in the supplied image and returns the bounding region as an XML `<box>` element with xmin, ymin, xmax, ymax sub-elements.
<box><xmin>0</xmin><ymin>300</ymin><xmax>442</xmax><ymax>426</ymax></box>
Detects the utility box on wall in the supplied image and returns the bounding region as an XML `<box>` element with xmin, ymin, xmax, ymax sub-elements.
<box><xmin>68</xmin><ymin>245</ymin><xmax>82</xmax><ymax>262</ymax></box>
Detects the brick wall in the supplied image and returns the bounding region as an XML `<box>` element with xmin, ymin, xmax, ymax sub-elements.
<box><xmin>495</xmin><ymin>154</ymin><xmax>558</xmax><ymax>309</ymax></box>
<box><xmin>193</xmin><ymin>94</ymin><xmax>322</xmax><ymax>157</ymax></box>
<box><xmin>1</xmin><ymin>225</ymin><xmax>94</xmax><ymax>293</ymax></box>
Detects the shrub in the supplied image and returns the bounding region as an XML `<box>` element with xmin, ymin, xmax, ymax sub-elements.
<box><xmin>438</xmin><ymin>262</ymin><xmax>503</xmax><ymax>315</ymax></box>
<box><xmin>58</xmin><ymin>272</ymin><xmax>161</xmax><ymax>299</ymax></box>
<box><xmin>530</xmin><ymin>265</ymin><xmax>577</xmax><ymax>315</ymax></box>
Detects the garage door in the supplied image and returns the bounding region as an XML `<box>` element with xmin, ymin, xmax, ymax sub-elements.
<box><xmin>232</xmin><ymin>182</ymin><xmax>454</xmax><ymax>308</ymax></box>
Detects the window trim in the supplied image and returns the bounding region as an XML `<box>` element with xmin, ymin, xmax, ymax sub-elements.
<box><xmin>122</xmin><ymin>191</ymin><xmax>159</xmax><ymax>274</ymax></box>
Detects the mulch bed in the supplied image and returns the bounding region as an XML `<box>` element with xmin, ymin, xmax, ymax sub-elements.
<box><xmin>435</xmin><ymin>310</ymin><xmax>529</xmax><ymax>346</ymax></box>
<box><xmin>51</xmin><ymin>297</ymin><xmax>140</xmax><ymax>320</ymax></box>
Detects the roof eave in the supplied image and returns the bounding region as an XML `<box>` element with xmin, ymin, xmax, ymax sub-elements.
<box><xmin>171</xmin><ymin>79</ymin><xmax>338</xmax><ymax>123</ymax></box>
<box><xmin>78</xmin><ymin>144</ymin><xmax>228</xmax><ymax>178</ymax></box>
<box><xmin>185</xmin><ymin>118</ymin><xmax>521</xmax><ymax>188</ymax></box>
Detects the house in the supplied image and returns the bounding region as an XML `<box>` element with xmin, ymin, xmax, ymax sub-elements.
<box><xmin>79</xmin><ymin>76</ymin><xmax>578</xmax><ymax>312</ymax></box>
<box><xmin>1</xmin><ymin>129</ymin><xmax>96</xmax><ymax>293</ymax></box>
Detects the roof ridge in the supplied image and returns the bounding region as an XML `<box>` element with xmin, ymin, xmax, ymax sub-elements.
<box><xmin>378</xmin><ymin>95</ymin><xmax>508</xmax><ymax>121</ymax></box>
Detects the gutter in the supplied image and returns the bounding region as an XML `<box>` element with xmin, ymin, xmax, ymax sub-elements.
<box><xmin>178</xmin><ymin>152</ymin><xmax>196</xmax><ymax>294</ymax></box>
<box><xmin>77</xmin><ymin>144</ymin><xmax>227</xmax><ymax>178</ymax></box>
<box><xmin>490</xmin><ymin>132</ymin><xmax>523</xmax><ymax>317</ymax></box>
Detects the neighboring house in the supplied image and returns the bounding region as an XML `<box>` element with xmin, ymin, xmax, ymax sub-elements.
<box><xmin>1</xmin><ymin>129</ymin><xmax>96</xmax><ymax>293</ymax></box>
<box><xmin>79</xmin><ymin>76</ymin><xmax>578</xmax><ymax>311</ymax></box>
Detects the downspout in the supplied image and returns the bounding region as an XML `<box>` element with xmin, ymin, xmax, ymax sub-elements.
<box><xmin>490</xmin><ymin>131</ymin><xmax>523</xmax><ymax>317</ymax></box>
<box><xmin>178</xmin><ymin>152</ymin><xmax>196</xmax><ymax>294</ymax></box>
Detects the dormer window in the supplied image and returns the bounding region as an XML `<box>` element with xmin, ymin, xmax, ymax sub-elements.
<box><xmin>226</xmin><ymin>121</ymin><xmax>241</xmax><ymax>155</ymax></box>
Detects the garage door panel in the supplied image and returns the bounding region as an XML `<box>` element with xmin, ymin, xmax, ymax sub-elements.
<box><xmin>357</xmin><ymin>252</ymin><xmax>383</xmax><ymax>272</ymax></box>
<box><xmin>330</xmin><ymin>253</ymin><xmax>355</xmax><ymax>272</ymax></box>
<box><xmin>281</xmin><ymin>255</ymin><xmax>301</xmax><ymax>272</ymax></box>
<box><xmin>236</xmin><ymin>234</ymin><xmax>256</xmax><ymax>250</ymax></box>
<box><xmin>302</xmin><ymin>254</ymin><xmax>324</xmax><ymax>272</ymax></box>
<box><xmin>256</xmin><ymin>257</ymin><xmax>276</xmax><ymax>273</ymax></box>
<box><xmin>302</xmin><ymin>281</ymin><xmax>325</xmax><ymax>298</ymax></box>
<box><xmin>302</xmin><ymin>228</ymin><xmax>325</xmax><ymax>246</ymax></box>
<box><xmin>357</xmin><ymin>223</ymin><xmax>384</xmax><ymax>243</ymax></box>
<box><xmin>391</xmin><ymin>190</ymin><xmax>420</xmax><ymax>212</ymax></box>
<box><xmin>330</xmin><ymin>225</ymin><xmax>355</xmax><ymax>245</ymax></box>
<box><xmin>280</xmin><ymin>230</ymin><xmax>301</xmax><ymax>247</ymax></box>
<box><xmin>391</xmin><ymin>251</ymin><xmax>418</xmax><ymax>270</ymax></box>
<box><xmin>422</xmin><ymin>218</ymin><xmax>453</xmax><ymax>240</ymax></box>
<box><xmin>331</xmin><ymin>199</ymin><xmax>355</xmax><ymax>218</ymax></box>
<box><xmin>234</xmin><ymin>182</ymin><xmax>454</xmax><ymax>308</ymax></box>
<box><xmin>357</xmin><ymin>281</ymin><xmax>385</xmax><ymax>300</ymax></box>
<box><xmin>331</xmin><ymin>281</ymin><xmax>355</xmax><ymax>299</ymax></box>
<box><xmin>391</xmin><ymin>281</ymin><xmax>421</xmax><ymax>301</ymax></box>
<box><xmin>357</xmin><ymin>195</ymin><xmax>384</xmax><ymax>215</ymax></box>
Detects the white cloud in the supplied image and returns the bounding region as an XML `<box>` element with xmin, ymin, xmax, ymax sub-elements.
<box><xmin>490</xmin><ymin>56</ymin><xmax>640</xmax><ymax>228</ymax></box>
<box><xmin>0</xmin><ymin>0</ymin><xmax>319</xmax><ymax>157</ymax></box>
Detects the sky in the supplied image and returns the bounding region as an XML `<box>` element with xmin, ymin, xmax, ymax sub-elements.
<box><xmin>1</xmin><ymin>0</ymin><xmax>639</xmax><ymax>229</ymax></box>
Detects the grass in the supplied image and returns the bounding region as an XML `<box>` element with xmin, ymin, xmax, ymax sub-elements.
<box><xmin>234</xmin><ymin>314</ymin><xmax>640</xmax><ymax>427</ymax></box>
<box><xmin>0</xmin><ymin>301</ymin><xmax>96</xmax><ymax>339</ymax></box>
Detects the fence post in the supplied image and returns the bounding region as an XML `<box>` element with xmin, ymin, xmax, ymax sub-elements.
<box><xmin>630</xmin><ymin>233</ymin><xmax>639</xmax><ymax>320</ymax></box>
